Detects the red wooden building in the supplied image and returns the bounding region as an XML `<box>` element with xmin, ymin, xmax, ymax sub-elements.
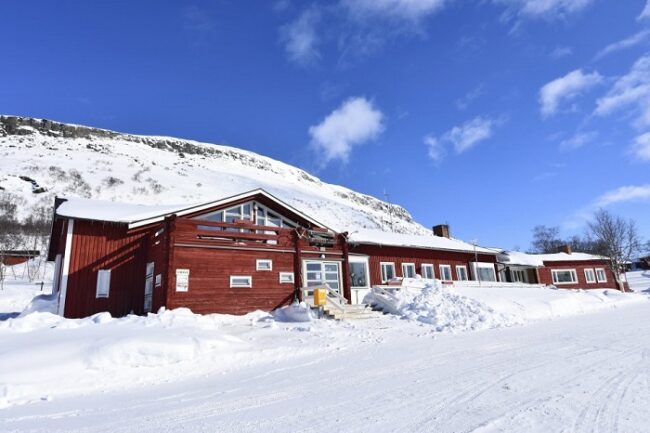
<box><xmin>497</xmin><ymin>246</ymin><xmax>621</xmax><ymax>290</ymax></box>
<box><xmin>48</xmin><ymin>189</ymin><xmax>349</xmax><ymax>318</ymax></box>
<box><xmin>0</xmin><ymin>250</ymin><xmax>40</xmax><ymax>266</ymax></box>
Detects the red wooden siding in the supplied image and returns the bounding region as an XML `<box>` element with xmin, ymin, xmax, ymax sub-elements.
<box><xmin>538</xmin><ymin>260</ymin><xmax>617</xmax><ymax>289</ymax></box>
<box><xmin>64</xmin><ymin>220</ymin><xmax>152</xmax><ymax>318</ymax></box>
<box><xmin>350</xmin><ymin>244</ymin><xmax>497</xmax><ymax>286</ymax></box>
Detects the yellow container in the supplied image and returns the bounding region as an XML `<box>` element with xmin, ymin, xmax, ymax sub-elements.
<box><xmin>313</xmin><ymin>288</ymin><xmax>327</xmax><ymax>306</ymax></box>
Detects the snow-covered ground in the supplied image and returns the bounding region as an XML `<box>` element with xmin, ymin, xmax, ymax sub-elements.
<box><xmin>1</xmin><ymin>265</ymin><xmax>649</xmax><ymax>432</ymax></box>
<box><xmin>627</xmin><ymin>269</ymin><xmax>650</xmax><ymax>293</ymax></box>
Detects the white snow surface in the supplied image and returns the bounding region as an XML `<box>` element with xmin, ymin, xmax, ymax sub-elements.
<box><xmin>1</xmin><ymin>262</ymin><xmax>650</xmax><ymax>432</ymax></box>
<box><xmin>498</xmin><ymin>250</ymin><xmax>607</xmax><ymax>266</ymax></box>
<box><xmin>348</xmin><ymin>228</ymin><xmax>496</xmax><ymax>254</ymax></box>
<box><xmin>627</xmin><ymin>269</ymin><xmax>650</xmax><ymax>293</ymax></box>
<box><xmin>0</xmin><ymin>117</ymin><xmax>428</xmax><ymax>235</ymax></box>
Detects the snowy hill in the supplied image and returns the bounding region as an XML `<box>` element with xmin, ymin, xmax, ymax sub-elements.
<box><xmin>0</xmin><ymin>115</ymin><xmax>428</xmax><ymax>234</ymax></box>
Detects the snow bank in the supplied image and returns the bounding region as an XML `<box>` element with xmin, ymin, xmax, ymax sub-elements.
<box><xmin>271</xmin><ymin>302</ymin><xmax>314</xmax><ymax>322</ymax></box>
<box><xmin>452</xmin><ymin>284</ymin><xmax>648</xmax><ymax>322</ymax></box>
<box><xmin>365</xmin><ymin>280</ymin><xmax>516</xmax><ymax>332</ymax></box>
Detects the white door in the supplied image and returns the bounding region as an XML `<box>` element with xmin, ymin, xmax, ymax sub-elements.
<box><xmin>144</xmin><ymin>262</ymin><xmax>154</xmax><ymax>313</ymax></box>
<box><xmin>304</xmin><ymin>261</ymin><xmax>342</xmax><ymax>294</ymax></box>
<box><xmin>349</xmin><ymin>256</ymin><xmax>370</xmax><ymax>305</ymax></box>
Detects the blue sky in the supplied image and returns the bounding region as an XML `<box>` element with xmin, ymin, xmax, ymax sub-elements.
<box><xmin>2</xmin><ymin>0</ymin><xmax>650</xmax><ymax>249</ymax></box>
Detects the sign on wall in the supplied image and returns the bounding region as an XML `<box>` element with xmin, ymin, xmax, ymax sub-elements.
<box><xmin>155</xmin><ymin>274</ymin><xmax>162</xmax><ymax>287</ymax></box>
<box><xmin>175</xmin><ymin>269</ymin><xmax>190</xmax><ymax>292</ymax></box>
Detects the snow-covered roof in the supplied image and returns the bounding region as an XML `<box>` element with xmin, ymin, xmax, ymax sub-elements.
<box><xmin>347</xmin><ymin>229</ymin><xmax>497</xmax><ymax>255</ymax></box>
<box><xmin>56</xmin><ymin>189</ymin><xmax>329</xmax><ymax>230</ymax></box>
<box><xmin>497</xmin><ymin>250</ymin><xmax>607</xmax><ymax>266</ymax></box>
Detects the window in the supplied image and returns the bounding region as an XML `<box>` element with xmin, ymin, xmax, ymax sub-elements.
<box><xmin>511</xmin><ymin>269</ymin><xmax>528</xmax><ymax>283</ymax></box>
<box><xmin>595</xmin><ymin>268</ymin><xmax>607</xmax><ymax>283</ymax></box>
<box><xmin>421</xmin><ymin>264</ymin><xmax>434</xmax><ymax>280</ymax></box>
<box><xmin>256</xmin><ymin>259</ymin><xmax>272</xmax><ymax>271</ymax></box>
<box><xmin>380</xmin><ymin>262</ymin><xmax>396</xmax><ymax>283</ymax></box>
<box><xmin>439</xmin><ymin>265</ymin><xmax>452</xmax><ymax>281</ymax></box>
<box><xmin>471</xmin><ymin>262</ymin><xmax>497</xmax><ymax>282</ymax></box>
<box><xmin>402</xmin><ymin>263</ymin><xmax>416</xmax><ymax>278</ymax></box>
<box><xmin>350</xmin><ymin>261</ymin><xmax>369</xmax><ymax>288</ymax></box>
<box><xmin>456</xmin><ymin>265</ymin><xmax>468</xmax><ymax>281</ymax></box>
<box><xmin>279</xmin><ymin>272</ymin><xmax>294</xmax><ymax>284</ymax></box>
<box><xmin>551</xmin><ymin>269</ymin><xmax>578</xmax><ymax>285</ymax></box>
<box><xmin>96</xmin><ymin>269</ymin><xmax>111</xmax><ymax>298</ymax></box>
<box><xmin>305</xmin><ymin>261</ymin><xmax>340</xmax><ymax>291</ymax></box>
<box><xmin>230</xmin><ymin>276</ymin><xmax>252</xmax><ymax>288</ymax></box>
<box><xmin>584</xmin><ymin>268</ymin><xmax>596</xmax><ymax>284</ymax></box>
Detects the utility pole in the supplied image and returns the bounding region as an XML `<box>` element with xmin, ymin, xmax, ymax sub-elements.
<box><xmin>383</xmin><ymin>189</ymin><xmax>394</xmax><ymax>232</ymax></box>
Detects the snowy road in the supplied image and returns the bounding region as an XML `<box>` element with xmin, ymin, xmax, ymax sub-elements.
<box><xmin>3</xmin><ymin>304</ymin><xmax>650</xmax><ymax>433</ymax></box>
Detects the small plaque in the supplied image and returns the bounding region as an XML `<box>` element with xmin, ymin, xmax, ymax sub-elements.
<box><xmin>176</xmin><ymin>269</ymin><xmax>190</xmax><ymax>292</ymax></box>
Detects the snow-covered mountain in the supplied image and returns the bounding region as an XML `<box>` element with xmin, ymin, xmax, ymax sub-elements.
<box><xmin>0</xmin><ymin>115</ymin><xmax>429</xmax><ymax>234</ymax></box>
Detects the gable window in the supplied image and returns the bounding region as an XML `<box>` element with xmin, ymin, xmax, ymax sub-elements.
<box><xmin>380</xmin><ymin>262</ymin><xmax>396</xmax><ymax>283</ymax></box>
<box><xmin>230</xmin><ymin>276</ymin><xmax>252</xmax><ymax>288</ymax></box>
<box><xmin>279</xmin><ymin>272</ymin><xmax>294</xmax><ymax>284</ymax></box>
<box><xmin>256</xmin><ymin>259</ymin><xmax>273</xmax><ymax>271</ymax></box>
<box><xmin>96</xmin><ymin>269</ymin><xmax>111</xmax><ymax>298</ymax></box>
<box><xmin>595</xmin><ymin>268</ymin><xmax>607</xmax><ymax>283</ymax></box>
<box><xmin>584</xmin><ymin>268</ymin><xmax>596</xmax><ymax>284</ymax></box>
<box><xmin>551</xmin><ymin>269</ymin><xmax>578</xmax><ymax>285</ymax></box>
<box><xmin>402</xmin><ymin>263</ymin><xmax>416</xmax><ymax>279</ymax></box>
<box><xmin>456</xmin><ymin>265</ymin><xmax>468</xmax><ymax>281</ymax></box>
<box><xmin>197</xmin><ymin>201</ymin><xmax>296</xmax><ymax>229</ymax></box>
<box><xmin>421</xmin><ymin>264</ymin><xmax>434</xmax><ymax>280</ymax></box>
<box><xmin>439</xmin><ymin>265</ymin><xmax>452</xmax><ymax>281</ymax></box>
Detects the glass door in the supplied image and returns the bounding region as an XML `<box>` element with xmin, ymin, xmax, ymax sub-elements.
<box><xmin>304</xmin><ymin>261</ymin><xmax>341</xmax><ymax>294</ymax></box>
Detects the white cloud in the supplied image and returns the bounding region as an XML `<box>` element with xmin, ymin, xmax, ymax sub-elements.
<box><xmin>455</xmin><ymin>85</ymin><xmax>484</xmax><ymax>111</ymax></box>
<box><xmin>595</xmin><ymin>54</ymin><xmax>650</xmax><ymax>127</ymax></box>
<box><xmin>424</xmin><ymin>134</ymin><xmax>445</xmax><ymax>162</ymax></box>
<box><xmin>445</xmin><ymin>116</ymin><xmax>494</xmax><ymax>153</ymax></box>
<box><xmin>493</xmin><ymin>0</ymin><xmax>593</xmax><ymax>20</ymax></box>
<box><xmin>594</xmin><ymin>184</ymin><xmax>650</xmax><ymax>208</ymax></box>
<box><xmin>632</xmin><ymin>132</ymin><xmax>650</xmax><ymax>161</ymax></box>
<box><xmin>341</xmin><ymin>0</ymin><xmax>446</xmax><ymax>22</ymax></box>
<box><xmin>595</xmin><ymin>29</ymin><xmax>650</xmax><ymax>60</ymax></box>
<box><xmin>639</xmin><ymin>0</ymin><xmax>650</xmax><ymax>20</ymax></box>
<box><xmin>550</xmin><ymin>46</ymin><xmax>573</xmax><ymax>59</ymax></box>
<box><xmin>539</xmin><ymin>69</ymin><xmax>603</xmax><ymax>117</ymax></box>
<box><xmin>280</xmin><ymin>7</ymin><xmax>321</xmax><ymax>65</ymax></box>
<box><xmin>309</xmin><ymin>97</ymin><xmax>385</xmax><ymax>163</ymax></box>
<box><xmin>559</xmin><ymin>130</ymin><xmax>598</xmax><ymax>150</ymax></box>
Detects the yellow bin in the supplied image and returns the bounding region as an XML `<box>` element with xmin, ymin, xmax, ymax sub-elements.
<box><xmin>313</xmin><ymin>288</ymin><xmax>327</xmax><ymax>306</ymax></box>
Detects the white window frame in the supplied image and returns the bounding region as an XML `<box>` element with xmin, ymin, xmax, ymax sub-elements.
<box><xmin>230</xmin><ymin>276</ymin><xmax>252</xmax><ymax>288</ymax></box>
<box><xmin>402</xmin><ymin>263</ymin><xmax>416</xmax><ymax>278</ymax></box>
<box><xmin>256</xmin><ymin>259</ymin><xmax>273</xmax><ymax>271</ymax></box>
<box><xmin>551</xmin><ymin>269</ymin><xmax>578</xmax><ymax>285</ymax></box>
<box><xmin>380</xmin><ymin>262</ymin><xmax>396</xmax><ymax>283</ymax></box>
<box><xmin>595</xmin><ymin>268</ymin><xmax>607</xmax><ymax>283</ymax></box>
<box><xmin>439</xmin><ymin>264</ymin><xmax>452</xmax><ymax>281</ymax></box>
<box><xmin>279</xmin><ymin>272</ymin><xmax>294</xmax><ymax>284</ymax></box>
<box><xmin>584</xmin><ymin>268</ymin><xmax>596</xmax><ymax>284</ymax></box>
<box><xmin>349</xmin><ymin>257</ymin><xmax>370</xmax><ymax>289</ymax></box>
<box><xmin>96</xmin><ymin>269</ymin><xmax>111</xmax><ymax>298</ymax></box>
<box><xmin>421</xmin><ymin>264</ymin><xmax>434</xmax><ymax>280</ymax></box>
<box><xmin>456</xmin><ymin>265</ymin><xmax>468</xmax><ymax>281</ymax></box>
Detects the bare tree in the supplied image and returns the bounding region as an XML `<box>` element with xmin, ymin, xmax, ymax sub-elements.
<box><xmin>530</xmin><ymin>225</ymin><xmax>563</xmax><ymax>253</ymax></box>
<box><xmin>586</xmin><ymin>209</ymin><xmax>643</xmax><ymax>291</ymax></box>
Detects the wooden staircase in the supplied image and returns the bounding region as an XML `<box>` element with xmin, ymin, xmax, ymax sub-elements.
<box><xmin>301</xmin><ymin>286</ymin><xmax>378</xmax><ymax>320</ymax></box>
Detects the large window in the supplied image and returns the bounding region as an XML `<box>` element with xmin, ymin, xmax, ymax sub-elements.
<box><xmin>197</xmin><ymin>201</ymin><xmax>296</xmax><ymax>229</ymax></box>
<box><xmin>96</xmin><ymin>270</ymin><xmax>111</xmax><ymax>298</ymax></box>
<box><xmin>456</xmin><ymin>265</ymin><xmax>468</xmax><ymax>281</ymax></box>
<box><xmin>471</xmin><ymin>262</ymin><xmax>497</xmax><ymax>282</ymax></box>
<box><xmin>380</xmin><ymin>262</ymin><xmax>396</xmax><ymax>283</ymax></box>
<box><xmin>584</xmin><ymin>268</ymin><xmax>596</xmax><ymax>284</ymax></box>
<box><xmin>402</xmin><ymin>263</ymin><xmax>416</xmax><ymax>278</ymax></box>
<box><xmin>421</xmin><ymin>264</ymin><xmax>434</xmax><ymax>280</ymax></box>
<box><xmin>305</xmin><ymin>261</ymin><xmax>341</xmax><ymax>292</ymax></box>
<box><xmin>439</xmin><ymin>265</ymin><xmax>452</xmax><ymax>281</ymax></box>
<box><xmin>511</xmin><ymin>269</ymin><xmax>528</xmax><ymax>283</ymax></box>
<box><xmin>350</xmin><ymin>261</ymin><xmax>369</xmax><ymax>288</ymax></box>
<box><xmin>595</xmin><ymin>268</ymin><xmax>607</xmax><ymax>283</ymax></box>
<box><xmin>551</xmin><ymin>269</ymin><xmax>578</xmax><ymax>284</ymax></box>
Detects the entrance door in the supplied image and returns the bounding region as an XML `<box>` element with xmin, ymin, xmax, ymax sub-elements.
<box><xmin>304</xmin><ymin>261</ymin><xmax>341</xmax><ymax>294</ymax></box>
<box><xmin>144</xmin><ymin>262</ymin><xmax>154</xmax><ymax>313</ymax></box>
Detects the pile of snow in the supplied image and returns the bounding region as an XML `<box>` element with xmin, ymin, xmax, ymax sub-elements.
<box><xmin>271</xmin><ymin>302</ymin><xmax>314</xmax><ymax>322</ymax></box>
<box><xmin>626</xmin><ymin>270</ymin><xmax>650</xmax><ymax>293</ymax></box>
<box><xmin>453</xmin><ymin>284</ymin><xmax>648</xmax><ymax>322</ymax></box>
<box><xmin>365</xmin><ymin>279</ymin><xmax>516</xmax><ymax>332</ymax></box>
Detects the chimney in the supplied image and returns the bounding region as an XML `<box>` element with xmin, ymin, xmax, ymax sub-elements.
<box><xmin>433</xmin><ymin>224</ymin><xmax>450</xmax><ymax>238</ymax></box>
<box><xmin>558</xmin><ymin>244</ymin><xmax>572</xmax><ymax>254</ymax></box>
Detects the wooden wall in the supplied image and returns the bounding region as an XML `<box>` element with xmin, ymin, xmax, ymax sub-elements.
<box><xmin>538</xmin><ymin>260</ymin><xmax>618</xmax><ymax>289</ymax></box>
<box><xmin>350</xmin><ymin>244</ymin><xmax>498</xmax><ymax>286</ymax></box>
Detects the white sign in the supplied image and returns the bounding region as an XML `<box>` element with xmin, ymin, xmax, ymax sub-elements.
<box><xmin>155</xmin><ymin>274</ymin><xmax>162</xmax><ymax>287</ymax></box>
<box><xmin>176</xmin><ymin>269</ymin><xmax>190</xmax><ymax>292</ymax></box>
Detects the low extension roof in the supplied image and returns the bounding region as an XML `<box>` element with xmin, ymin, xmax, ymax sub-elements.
<box><xmin>347</xmin><ymin>229</ymin><xmax>497</xmax><ymax>255</ymax></box>
<box><xmin>497</xmin><ymin>250</ymin><xmax>607</xmax><ymax>267</ymax></box>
